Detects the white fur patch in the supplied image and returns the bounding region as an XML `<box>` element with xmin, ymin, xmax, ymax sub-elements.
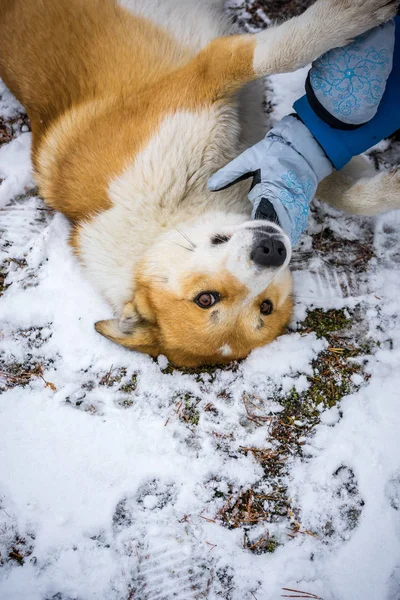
<box><xmin>118</xmin><ymin>0</ymin><xmax>230</xmax><ymax>51</ymax></box>
<box><xmin>219</xmin><ymin>344</ymin><xmax>232</xmax><ymax>357</ymax></box>
<box><xmin>77</xmin><ymin>108</ymin><xmax>249</xmax><ymax>312</ymax></box>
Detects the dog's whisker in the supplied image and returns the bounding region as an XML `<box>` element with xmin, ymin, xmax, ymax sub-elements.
<box><xmin>172</xmin><ymin>242</ymin><xmax>195</xmax><ymax>252</ymax></box>
<box><xmin>169</xmin><ymin>219</ymin><xmax>197</xmax><ymax>249</ymax></box>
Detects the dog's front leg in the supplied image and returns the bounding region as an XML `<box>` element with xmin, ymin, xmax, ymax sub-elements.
<box><xmin>185</xmin><ymin>0</ymin><xmax>398</xmax><ymax>102</ymax></box>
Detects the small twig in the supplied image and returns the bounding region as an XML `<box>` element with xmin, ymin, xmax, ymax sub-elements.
<box><xmin>248</xmin><ymin>534</ymin><xmax>268</xmax><ymax>551</ymax></box>
<box><xmin>164</xmin><ymin>400</ymin><xmax>183</xmax><ymax>426</ymax></box>
<box><xmin>199</xmin><ymin>515</ymin><xmax>216</xmax><ymax>524</ymax></box>
<box><xmin>205</xmin><ymin>541</ymin><xmax>217</xmax><ymax>552</ymax></box>
<box><xmin>100</xmin><ymin>365</ymin><xmax>114</xmax><ymax>386</ymax></box>
<box><xmin>178</xmin><ymin>514</ymin><xmax>191</xmax><ymax>524</ymax></box>
<box><xmin>282</xmin><ymin>588</ymin><xmax>322</xmax><ymax>599</ymax></box>
<box><xmin>40</xmin><ymin>375</ymin><xmax>57</xmax><ymax>391</ymax></box>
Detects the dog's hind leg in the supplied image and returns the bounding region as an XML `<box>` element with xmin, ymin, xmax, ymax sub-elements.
<box><xmin>317</xmin><ymin>157</ymin><xmax>400</xmax><ymax>217</ymax></box>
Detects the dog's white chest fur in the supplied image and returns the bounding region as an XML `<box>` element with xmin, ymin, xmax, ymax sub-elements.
<box><xmin>77</xmin><ymin>107</ymin><xmax>250</xmax><ymax>312</ymax></box>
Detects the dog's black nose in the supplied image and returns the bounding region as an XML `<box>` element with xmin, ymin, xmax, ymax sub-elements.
<box><xmin>251</xmin><ymin>237</ymin><xmax>287</xmax><ymax>268</ymax></box>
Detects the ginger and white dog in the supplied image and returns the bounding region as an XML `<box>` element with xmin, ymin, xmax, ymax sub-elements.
<box><xmin>0</xmin><ymin>0</ymin><xmax>398</xmax><ymax>367</ymax></box>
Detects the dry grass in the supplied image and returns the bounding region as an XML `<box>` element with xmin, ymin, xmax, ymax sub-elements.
<box><xmin>0</xmin><ymin>535</ymin><xmax>34</xmax><ymax>568</ymax></box>
<box><xmin>0</xmin><ymin>363</ymin><xmax>56</xmax><ymax>391</ymax></box>
<box><xmin>312</xmin><ymin>228</ymin><xmax>374</xmax><ymax>270</ymax></box>
<box><xmin>0</xmin><ymin>113</ymin><xmax>30</xmax><ymax>148</ymax></box>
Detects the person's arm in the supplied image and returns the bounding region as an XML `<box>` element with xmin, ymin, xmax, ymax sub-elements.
<box><xmin>209</xmin><ymin>19</ymin><xmax>398</xmax><ymax>245</ymax></box>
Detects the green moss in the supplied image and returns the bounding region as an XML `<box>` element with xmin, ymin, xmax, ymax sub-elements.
<box><xmin>115</xmin><ymin>374</ymin><xmax>138</xmax><ymax>409</ymax></box>
<box><xmin>99</xmin><ymin>367</ymin><xmax>127</xmax><ymax>387</ymax></box>
<box><xmin>0</xmin><ymin>268</ymin><xmax>9</xmax><ymax>296</ymax></box>
<box><xmin>118</xmin><ymin>398</ymin><xmax>135</xmax><ymax>409</ymax></box>
<box><xmin>99</xmin><ymin>369</ymin><xmax>137</xmax><ymax>394</ymax></box>
<box><xmin>188</xmin><ymin>412</ymin><xmax>200</xmax><ymax>427</ymax></box>
<box><xmin>265</xmin><ymin>536</ymin><xmax>280</xmax><ymax>553</ymax></box>
<box><xmin>161</xmin><ymin>361</ymin><xmax>239</xmax><ymax>384</ymax></box>
<box><xmin>182</xmin><ymin>394</ymin><xmax>200</xmax><ymax>427</ymax></box>
<box><xmin>289</xmin><ymin>307</ymin><xmax>372</xmax><ymax>414</ymax></box>
<box><xmin>242</xmin><ymin>530</ymin><xmax>281</xmax><ymax>555</ymax></box>
<box><xmin>299</xmin><ymin>308</ymin><xmax>351</xmax><ymax>339</ymax></box>
<box><xmin>119</xmin><ymin>374</ymin><xmax>138</xmax><ymax>394</ymax></box>
<box><xmin>282</xmin><ymin>351</ymin><xmax>364</xmax><ymax>420</ymax></box>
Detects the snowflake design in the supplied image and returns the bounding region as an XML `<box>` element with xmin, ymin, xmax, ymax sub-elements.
<box><xmin>280</xmin><ymin>171</ymin><xmax>313</xmax><ymax>244</ymax></box>
<box><xmin>310</xmin><ymin>35</ymin><xmax>390</xmax><ymax>119</ymax></box>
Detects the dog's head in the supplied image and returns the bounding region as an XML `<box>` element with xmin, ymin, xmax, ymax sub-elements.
<box><xmin>95</xmin><ymin>214</ymin><xmax>293</xmax><ymax>367</ymax></box>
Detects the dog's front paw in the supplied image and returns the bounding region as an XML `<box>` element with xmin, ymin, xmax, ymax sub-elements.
<box><xmin>343</xmin><ymin>0</ymin><xmax>398</xmax><ymax>24</ymax></box>
<box><xmin>315</xmin><ymin>0</ymin><xmax>397</xmax><ymax>48</ymax></box>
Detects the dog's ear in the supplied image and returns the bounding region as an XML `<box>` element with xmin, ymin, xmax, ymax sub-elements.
<box><xmin>95</xmin><ymin>302</ymin><xmax>161</xmax><ymax>357</ymax></box>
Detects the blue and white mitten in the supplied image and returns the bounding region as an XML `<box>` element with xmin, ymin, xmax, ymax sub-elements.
<box><xmin>309</xmin><ymin>20</ymin><xmax>395</xmax><ymax>128</ymax></box>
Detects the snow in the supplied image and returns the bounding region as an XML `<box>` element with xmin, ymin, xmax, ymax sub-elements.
<box><xmin>1</xmin><ymin>3</ymin><xmax>400</xmax><ymax>600</ymax></box>
<box><xmin>0</xmin><ymin>133</ymin><xmax>33</xmax><ymax>209</ymax></box>
<box><xmin>0</xmin><ymin>79</ymin><xmax>24</xmax><ymax>121</ymax></box>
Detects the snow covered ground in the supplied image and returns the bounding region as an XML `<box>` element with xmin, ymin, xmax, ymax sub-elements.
<box><xmin>1</xmin><ymin>2</ymin><xmax>400</xmax><ymax>599</ymax></box>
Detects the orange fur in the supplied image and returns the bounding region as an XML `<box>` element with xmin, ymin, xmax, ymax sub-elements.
<box><xmin>96</xmin><ymin>267</ymin><xmax>293</xmax><ymax>368</ymax></box>
<box><xmin>0</xmin><ymin>0</ymin><xmax>258</xmax><ymax>223</ymax></box>
<box><xmin>0</xmin><ymin>0</ymin><xmax>292</xmax><ymax>367</ymax></box>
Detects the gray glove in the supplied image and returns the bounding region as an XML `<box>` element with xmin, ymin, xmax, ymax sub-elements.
<box><xmin>208</xmin><ymin>116</ymin><xmax>333</xmax><ymax>245</ymax></box>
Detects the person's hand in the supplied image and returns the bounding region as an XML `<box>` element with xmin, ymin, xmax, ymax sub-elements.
<box><xmin>208</xmin><ymin>116</ymin><xmax>333</xmax><ymax>245</ymax></box>
<box><xmin>208</xmin><ymin>135</ymin><xmax>283</xmax><ymax>223</ymax></box>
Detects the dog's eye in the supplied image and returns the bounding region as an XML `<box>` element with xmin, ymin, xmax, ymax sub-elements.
<box><xmin>260</xmin><ymin>300</ymin><xmax>273</xmax><ymax>315</ymax></box>
<box><xmin>194</xmin><ymin>291</ymin><xmax>220</xmax><ymax>309</ymax></box>
<box><xmin>211</xmin><ymin>234</ymin><xmax>230</xmax><ymax>246</ymax></box>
